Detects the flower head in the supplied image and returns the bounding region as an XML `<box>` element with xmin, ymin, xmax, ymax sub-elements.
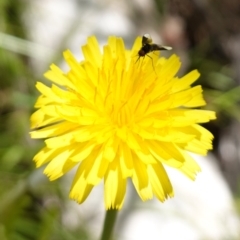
<box><xmin>30</xmin><ymin>36</ymin><xmax>216</xmax><ymax>209</ymax></box>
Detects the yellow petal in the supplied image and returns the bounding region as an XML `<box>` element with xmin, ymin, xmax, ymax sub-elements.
<box><xmin>30</xmin><ymin>122</ymin><xmax>78</xmax><ymax>139</ymax></box>
<box><xmin>179</xmin><ymin>152</ymin><xmax>201</xmax><ymax>180</ymax></box>
<box><xmin>69</xmin><ymin>164</ymin><xmax>94</xmax><ymax>203</ymax></box>
<box><xmin>81</xmin><ymin>36</ymin><xmax>102</xmax><ymax>68</ymax></box>
<box><xmin>44</xmin><ymin>64</ymin><xmax>76</xmax><ymax>90</ymax></box>
<box><xmin>172</xmin><ymin>70</ymin><xmax>200</xmax><ymax>92</ymax></box>
<box><xmin>70</xmin><ymin>141</ymin><xmax>98</xmax><ymax>162</ymax></box>
<box><xmin>104</xmin><ymin>159</ymin><xmax>126</xmax><ymax>209</ymax></box>
<box><xmin>132</xmin><ymin>156</ymin><xmax>153</xmax><ymax>201</ymax></box>
<box><xmin>148</xmin><ymin>163</ymin><xmax>174</xmax><ymax>201</ymax></box>
<box><xmin>119</xmin><ymin>142</ymin><xmax>133</xmax><ymax>178</ymax></box>
<box><xmin>43</xmin><ymin>146</ymin><xmax>77</xmax><ymax>180</ymax></box>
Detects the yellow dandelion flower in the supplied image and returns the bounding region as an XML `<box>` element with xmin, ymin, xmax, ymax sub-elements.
<box><xmin>30</xmin><ymin>36</ymin><xmax>216</xmax><ymax>210</ymax></box>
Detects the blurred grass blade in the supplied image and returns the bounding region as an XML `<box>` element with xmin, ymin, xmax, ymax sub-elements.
<box><xmin>0</xmin><ymin>32</ymin><xmax>54</xmax><ymax>60</ymax></box>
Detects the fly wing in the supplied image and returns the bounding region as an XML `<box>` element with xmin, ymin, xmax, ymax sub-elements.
<box><xmin>151</xmin><ymin>44</ymin><xmax>172</xmax><ymax>51</ymax></box>
<box><xmin>142</xmin><ymin>33</ymin><xmax>152</xmax><ymax>45</ymax></box>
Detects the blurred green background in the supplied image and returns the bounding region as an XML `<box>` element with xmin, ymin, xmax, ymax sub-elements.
<box><xmin>0</xmin><ymin>0</ymin><xmax>240</xmax><ymax>239</ymax></box>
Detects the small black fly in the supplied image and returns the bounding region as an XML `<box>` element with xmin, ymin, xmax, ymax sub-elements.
<box><xmin>136</xmin><ymin>34</ymin><xmax>172</xmax><ymax>69</ymax></box>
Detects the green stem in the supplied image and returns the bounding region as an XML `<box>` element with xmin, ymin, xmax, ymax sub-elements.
<box><xmin>100</xmin><ymin>209</ymin><xmax>118</xmax><ymax>240</ymax></box>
